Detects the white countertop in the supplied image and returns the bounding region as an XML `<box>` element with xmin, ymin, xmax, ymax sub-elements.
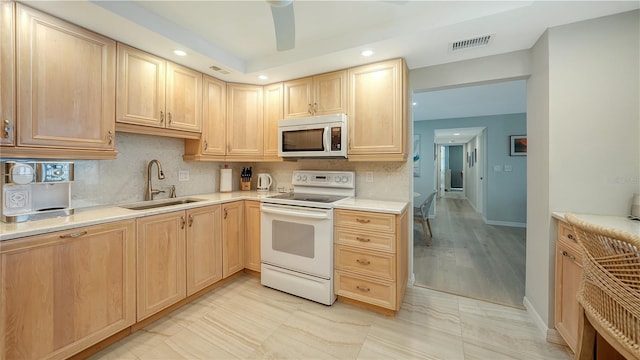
<box><xmin>552</xmin><ymin>212</ymin><xmax>640</xmax><ymax>236</ymax></box>
<box><xmin>0</xmin><ymin>193</ymin><xmax>408</xmax><ymax>242</ymax></box>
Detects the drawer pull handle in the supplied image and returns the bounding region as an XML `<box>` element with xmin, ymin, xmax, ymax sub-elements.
<box><xmin>188</xmin><ymin>214</ymin><xmax>194</xmax><ymax>227</ymax></box>
<box><xmin>59</xmin><ymin>231</ymin><xmax>88</xmax><ymax>239</ymax></box>
<box><xmin>356</xmin><ymin>237</ymin><xmax>371</xmax><ymax>242</ymax></box>
<box><xmin>562</xmin><ymin>250</ymin><xmax>576</xmax><ymax>261</ymax></box>
<box><xmin>567</xmin><ymin>234</ymin><xmax>575</xmax><ymax>240</ymax></box>
<box><xmin>356</xmin><ymin>259</ymin><xmax>370</xmax><ymax>265</ymax></box>
<box><xmin>356</xmin><ymin>285</ymin><xmax>370</xmax><ymax>292</ymax></box>
<box><xmin>356</xmin><ymin>218</ymin><xmax>371</xmax><ymax>224</ymax></box>
<box><xmin>181</xmin><ymin>216</ymin><xmax>186</xmax><ymax>229</ymax></box>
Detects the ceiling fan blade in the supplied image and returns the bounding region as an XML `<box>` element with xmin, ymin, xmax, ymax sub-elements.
<box><xmin>270</xmin><ymin>2</ymin><xmax>295</xmax><ymax>51</ymax></box>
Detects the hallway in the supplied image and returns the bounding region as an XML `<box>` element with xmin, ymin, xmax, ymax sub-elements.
<box><xmin>413</xmin><ymin>193</ymin><xmax>526</xmax><ymax>308</ymax></box>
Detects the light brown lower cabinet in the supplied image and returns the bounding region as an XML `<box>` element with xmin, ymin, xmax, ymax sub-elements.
<box><xmin>222</xmin><ymin>201</ymin><xmax>245</xmax><ymax>278</ymax></box>
<box><xmin>554</xmin><ymin>219</ymin><xmax>583</xmax><ymax>353</ymax></box>
<box><xmin>0</xmin><ymin>220</ymin><xmax>136</xmax><ymax>360</ymax></box>
<box><xmin>186</xmin><ymin>205</ymin><xmax>223</xmax><ymax>295</ymax></box>
<box><xmin>244</xmin><ymin>200</ymin><xmax>261</xmax><ymax>272</ymax></box>
<box><xmin>334</xmin><ymin>208</ymin><xmax>408</xmax><ymax>313</ymax></box>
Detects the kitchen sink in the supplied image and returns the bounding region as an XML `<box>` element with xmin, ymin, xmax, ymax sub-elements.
<box><xmin>120</xmin><ymin>198</ymin><xmax>204</xmax><ymax>211</ymax></box>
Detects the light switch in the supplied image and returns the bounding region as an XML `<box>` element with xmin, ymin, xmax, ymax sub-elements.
<box><xmin>504</xmin><ymin>165</ymin><xmax>513</xmax><ymax>172</ymax></box>
<box><xmin>366</xmin><ymin>172</ymin><xmax>374</xmax><ymax>183</ymax></box>
<box><xmin>493</xmin><ymin>165</ymin><xmax>502</xmax><ymax>172</ymax></box>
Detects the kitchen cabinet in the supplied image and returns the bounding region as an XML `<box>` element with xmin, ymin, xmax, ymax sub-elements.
<box><xmin>263</xmin><ymin>82</ymin><xmax>284</xmax><ymax>160</ymax></box>
<box><xmin>225</xmin><ymin>83</ymin><xmax>264</xmax><ymax>161</ymax></box>
<box><xmin>6</xmin><ymin>4</ymin><xmax>117</xmax><ymax>159</ymax></box>
<box><xmin>184</xmin><ymin>75</ymin><xmax>227</xmax><ymax>161</ymax></box>
<box><xmin>334</xmin><ymin>208</ymin><xmax>408</xmax><ymax>313</ymax></box>
<box><xmin>0</xmin><ymin>1</ymin><xmax>14</xmax><ymax>147</ymax></box>
<box><xmin>244</xmin><ymin>200</ymin><xmax>262</xmax><ymax>272</ymax></box>
<box><xmin>347</xmin><ymin>59</ymin><xmax>408</xmax><ymax>161</ymax></box>
<box><xmin>0</xmin><ymin>220</ymin><xmax>136</xmax><ymax>360</ymax></box>
<box><xmin>554</xmin><ymin>219</ymin><xmax>583</xmax><ymax>353</ymax></box>
<box><xmin>283</xmin><ymin>70</ymin><xmax>347</xmax><ymax>118</ymax></box>
<box><xmin>222</xmin><ymin>201</ymin><xmax>245</xmax><ymax>278</ymax></box>
<box><xmin>116</xmin><ymin>43</ymin><xmax>202</xmax><ymax>139</ymax></box>
<box><xmin>186</xmin><ymin>205</ymin><xmax>223</xmax><ymax>296</ymax></box>
<box><xmin>136</xmin><ymin>211</ymin><xmax>186</xmax><ymax>321</ymax></box>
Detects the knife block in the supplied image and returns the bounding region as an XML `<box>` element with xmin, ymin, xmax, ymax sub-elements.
<box><xmin>241</xmin><ymin>179</ymin><xmax>251</xmax><ymax>191</ymax></box>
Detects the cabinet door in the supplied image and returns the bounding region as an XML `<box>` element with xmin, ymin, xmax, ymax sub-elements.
<box><xmin>283</xmin><ymin>77</ymin><xmax>312</xmax><ymax>118</ymax></box>
<box><xmin>222</xmin><ymin>201</ymin><xmax>244</xmax><ymax>278</ymax></box>
<box><xmin>137</xmin><ymin>211</ymin><xmax>186</xmax><ymax>321</ymax></box>
<box><xmin>226</xmin><ymin>83</ymin><xmax>263</xmax><ymax>157</ymax></box>
<box><xmin>186</xmin><ymin>205</ymin><xmax>223</xmax><ymax>296</ymax></box>
<box><xmin>16</xmin><ymin>4</ymin><xmax>115</xmax><ymax>150</ymax></box>
<box><xmin>200</xmin><ymin>75</ymin><xmax>226</xmax><ymax>156</ymax></box>
<box><xmin>166</xmin><ymin>62</ymin><xmax>202</xmax><ymax>132</ymax></box>
<box><xmin>116</xmin><ymin>43</ymin><xmax>166</xmax><ymax>128</ymax></box>
<box><xmin>263</xmin><ymin>82</ymin><xmax>283</xmax><ymax>159</ymax></box>
<box><xmin>348</xmin><ymin>59</ymin><xmax>405</xmax><ymax>158</ymax></box>
<box><xmin>244</xmin><ymin>200</ymin><xmax>261</xmax><ymax>272</ymax></box>
<box><xmin>0</xmin><ymin>221</ymin><xmax>136</xmax><ymax>360</ymax></box>
<box><xmin>314</xmin><ymin>70</ymin><xmax>347</xmax><ymax>116</ymax></box>
<box><xmin>0</xmin><ymin>1</ymin><xmax>15</xmax><ymax>146</ymax></box>
<box><xmin>554</xmin><ymin>239</ymin><xmax>583</xmax><ymax>353</ymax></box>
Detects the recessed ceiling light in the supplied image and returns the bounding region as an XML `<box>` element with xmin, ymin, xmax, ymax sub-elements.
<box><xmin>258</xmin><ymin>75</ymin><xmax>268</xmax><ymax>80</ymax></box>
<box><xmin>361</xmin><ymin>50</ymin><xmax>374</xmax><ymax>57</ymax></box>
<box><xmin>412</xmin><ymin>102</ymin><xmax>417</xmax><ymax>106</ymax></box>
<box><xmin>453</xmin><ymin>133</ymin><xmax>461</xmax><ymax>136</ymax></box>
<box><xmin>173</xmin><ymin>49</ymin><xmax>187</xmax><ymax>56</ymax></box>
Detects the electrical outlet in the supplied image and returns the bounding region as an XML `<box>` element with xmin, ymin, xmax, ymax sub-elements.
<box><xmin>178</xmin><ymin>170</ymin><xmax>190</xmax><ymax>181</ymax></box>
<box><xmin>366</xmin><ymin>172</ymin><xmax>374</xmax><ymax>183</ymax></box>
<box><xmin>504</xmin><ymin>165</ymin><xmax>513</xmax><ymax>172</ymax></box>
<box><xmin>493</xmin><ymin>165</ymin><xmax>502</xmax><ymax>172</ymax></box>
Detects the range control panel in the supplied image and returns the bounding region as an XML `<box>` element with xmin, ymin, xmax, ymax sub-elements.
<box><xmin>291</xmin><ymin>171</ymin><xmax>355</xmax><ymax>189</ymax></box>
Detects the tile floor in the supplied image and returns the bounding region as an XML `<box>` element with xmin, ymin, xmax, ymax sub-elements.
<box><xmin>90</xmin><ymin>275</ymin><xmax>571</xmax><ymax>360</ymax></box>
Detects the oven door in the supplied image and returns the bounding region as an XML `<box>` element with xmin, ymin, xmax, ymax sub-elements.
<box><xmin>261</xmin><ymin>203</ymin><xmax>333</xmax><ymax>278</ymax></box>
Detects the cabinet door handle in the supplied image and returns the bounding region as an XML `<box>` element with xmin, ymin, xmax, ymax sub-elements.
<box><xmin>181</xmin><ymin>216</ymin><xmax>185</xmax><ymax>229</ymax></box>
<box><xmin>308</xmin><ymin>103</ymin><xmax>312</xmax><ymax>114</ymax></box>
<box><xmin>59</xmin><ymin>231</ymin><xmax>88</xmax><ymax>239</ymax></box>
<box><xmin>356</xmin><ymin>218</ymin><xmax>371</xmax><ymax>224</ymax></box>
<box><xmin>356</xmin><ymin>259</ymin><xmax>370</xmax><ymax>265</ymax></box>
<box><xmin>227</xmin><ymin>144</ymin><xmax>231</xmax><ymax>153</ymax></box>
<box><xmin>168</xmin><ymin>112</ymin><xmax>172</xmax><ymax>124</ymax></box>
<box><xmin>313</xmin><ymin>102</ymin><xmax>318</xmax><ymax>114</ymax></box>
<box><xmin>107</xmin><ymin>130</ymin><xmax>113</xmax><ymax>145</ymax></box>
<box><xmin>561</xmin><ymin>250</ymin><xmax>576</xmax><ymax>261</ymax></box>
<box><xmin>160</xmin><ymin>111</ymin><xmax>165</xmax><ymax>123</ymax></box>
<box><xmin>567</xmin><ymin>234</ymin><xmax>575</xmax><ymax>240</ymax></box>
<box><xmin>188</xmin><ymin>214</ymin><xmax>194</xmax><ymax>227</ymax></box>
<box><xmin>356</xmin><ymin>285</ymin><xmax>370</xmax><ymax>292</ymax></box>
<box><xmin>224</xmin><ymin>208</ymin><xmax>228</xmax><ymax>219</ymax></box>
<box><xmin>356</xmin><ymin>236</ymin><xmax>371</xmax><ymax>242</ymax></box>
<box><xmin>3</xmin><ymin>119</ymin><xmax>10</xmax><ymax>139</ymax></box>
<box><xmin>203</xmin><ymin>140</ymin><xmax>208</xmax><ymax>151</ymax></box>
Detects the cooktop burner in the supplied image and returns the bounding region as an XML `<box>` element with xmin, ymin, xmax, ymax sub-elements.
<box><xmin>268</xmin><ymin>192</ymin><xmax>349</xmax><ymax>203</ymax></box>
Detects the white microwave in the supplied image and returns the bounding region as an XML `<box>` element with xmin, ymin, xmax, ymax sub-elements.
<box><xmin>278</xmin><ymin>114</ymin><xmax>347</xmax><ymax>158</ymax></box>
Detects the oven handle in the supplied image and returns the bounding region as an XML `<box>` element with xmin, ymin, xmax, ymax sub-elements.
<box><xmin>261</xmin><ymin>205</ymin><xmax>331</xmax><ymax>220</ymax></box>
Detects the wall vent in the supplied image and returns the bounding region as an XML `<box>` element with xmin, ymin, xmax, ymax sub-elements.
<box><xmin>450</xmin><ymin>34</ymin><xmax>493</xmax><ymax>52</ymax></box>
<box><xmin>209</xmin><ymin>65</ymin><xmax>230</xmax><ymax>74</ymax></box>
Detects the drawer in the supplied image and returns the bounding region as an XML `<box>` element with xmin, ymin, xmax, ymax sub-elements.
<box><xmin>335</xmin><ymin>209</ymin><xmax>395</xmax><ymax>233</ymax></box>
<box><xmin>335</xmin><ymin>271</ymin><xmax>395</xmax><ymax>310</ymax></box>
<box><xmin>335</xmin><ymin>228</ymin><xmax>395</xmax><ymax>252</ymax></box>
<box><xmin>558</xmin><ymin>220</ymin><xmax>579</xmax><ymax>245</ymax></box>
<box><xmin>557</xmin><ymin>237</ymin><xmax>583</xmax><ymax>266</ymax></box>
<box><xmin>335</xmin><ymin>245</ymin><xmax>395</xmax><ymax>280</ymax></box>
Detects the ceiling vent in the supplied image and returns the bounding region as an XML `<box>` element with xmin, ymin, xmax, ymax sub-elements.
<box><xmin>450</xmin><ymin>34</ymin><xmax>493</xmax><ymax>52</ymax></box>
<box><xmin>209</xmin><ymin>65</ymin><xmax>230</xmax><ymax>75</ymax></box>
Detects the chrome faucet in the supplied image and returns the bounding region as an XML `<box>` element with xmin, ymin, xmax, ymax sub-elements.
<box><xmin>145</xmin><ymin>159</ymin><xmax>165</xmax><ymax>200</ymax></box>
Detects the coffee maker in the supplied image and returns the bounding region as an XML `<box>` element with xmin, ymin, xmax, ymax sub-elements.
<box><xmin>1</xmin><ymin>161</ymin><xmax>75</xmax><ymax>223</ymax></box>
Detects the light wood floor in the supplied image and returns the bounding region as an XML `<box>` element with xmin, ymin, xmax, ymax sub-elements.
<box><xmin>90</xmin><ymin>275</ymin><xmax>569</xmax><ymax>360</ymax></box>
<box><xmin>413</xmin><ymin>193</ymin><xmax>527</xmax><ymax>308</ymax></box>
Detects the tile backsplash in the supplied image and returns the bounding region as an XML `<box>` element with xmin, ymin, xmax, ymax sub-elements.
<box><xmin>61</xmin><ymin>133</ymin><xmax>410</xmax><ymax>208</ymax></box>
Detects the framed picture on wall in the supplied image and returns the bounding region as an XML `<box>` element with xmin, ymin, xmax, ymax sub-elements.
<box><xmin>510</xmin><ymin>135</ymin><xmax>527</xmax><ymax>156</ymax></box>
<box><xmin>473</xmin><ymin>148</ymin><xmax>477</xmax><ymax>162</ymax></box>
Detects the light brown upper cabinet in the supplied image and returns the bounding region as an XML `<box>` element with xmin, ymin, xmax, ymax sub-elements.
<box><xmin>284</xmin><ymin>70</ymin><xmax>347</xmax><ymax>118</ymax></box>
<box><xmin>0</xmin><ymin>2</ymin><xmax>15</xmax><ymax>147</ymax></box>
<box><xmin>347</xmin><ymin>59</ymin><xmax>408</xmax><ymax>161</ymax></box>
<box><xmin>225</xmin><ymin>83</ymin><xmax>264</xmax><ymax>161</ymax></box>
<box><xmin>263</xmin><ymin>82</ymin><xmax>284</xmax><ymax>160</ymax></box>
<box><xmin>117</xmin><ymin>43</ymin><xmax>202</xmax><ymax>139</ymax></box>
<box><xmin>9</xmin><ymin>4</ymin><xmax>117</xmax><ymax>159</ymax></box>
<box><xmin>184</xmin><ymin>75</ymin><xmax>227</xmax><ymax>161</ymax></box>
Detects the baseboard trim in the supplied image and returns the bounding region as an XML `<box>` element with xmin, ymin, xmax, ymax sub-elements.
<box><xmin>523</xmin><ymin>296</ymin><xmax>549</xmax><ymax>339</ymax></box>
<box><xmin>546</xmin><ymin>328</ymin><xmax>568</xmax><ymax>346</ymax></box>
<box><xmin>484</xmin><ymin>219</ymin><xmax>527</xmax><ymax>228</ymax></box>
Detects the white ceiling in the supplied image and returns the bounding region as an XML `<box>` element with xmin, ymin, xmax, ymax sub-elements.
<box><xmin>23</xmin><ymin>1</ymin><xmax>639</xmax><ymax>85</ymax></box>
<box><xmin>434</xmin><ymin>127</ymin><xmax>485</xmax><ymax>145</ymax></box>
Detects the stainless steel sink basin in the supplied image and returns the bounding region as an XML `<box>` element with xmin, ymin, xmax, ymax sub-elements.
<box><xmin>120</xmin><ymin>198</ymin><xmax>204</xmax><ymax>211</ymax></box>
